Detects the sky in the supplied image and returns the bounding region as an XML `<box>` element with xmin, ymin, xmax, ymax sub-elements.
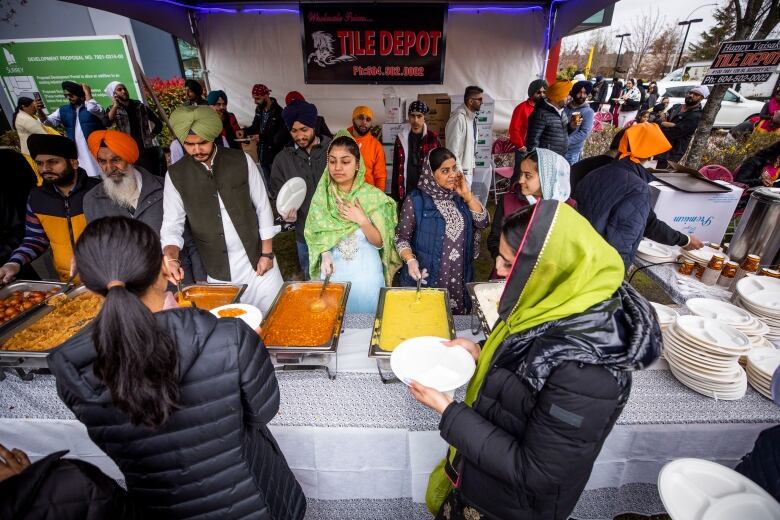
<box><xmin>565</xmin><ymin>0</ymin><xmax>723</xmax><ymax>49</ymax></box>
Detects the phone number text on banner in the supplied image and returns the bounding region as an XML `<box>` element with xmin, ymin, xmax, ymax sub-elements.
<box><xmin>702</xmin><ymin>39</ymin><xmax>780</xmax><ymax>85</ymax></box>
<box><xmin>301</xmin><ymin>3</ymin><xmax>447</xmax><ymax>84</ymax></box>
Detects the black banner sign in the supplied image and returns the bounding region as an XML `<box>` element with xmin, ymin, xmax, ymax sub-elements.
<box><xmin>702</xmin><ymin>39</ymin><xmax>780</xmax><ymax>85</ymax></box>
<box><xmin>301</xmin><ymin>2</ymin><xmax>447</xmax><ymax>84</ymax></box>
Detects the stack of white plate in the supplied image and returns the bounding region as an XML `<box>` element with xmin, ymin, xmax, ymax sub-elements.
<box><xmin>664</xmin><ymin>315</ymin><xmax>750</xmax><ymax>400</ymax></box>
<box><xmin>636</xmin><ymin>239</ymin><xmax>679</xmax><ymax>264</ymax></box>
<box><xmin>745</xmin><ymin>349</ymin><xmax>780</xmax><ymax>399</ymax></box>
<box><xmin>735</xmin><ymin>277</ymin><xmax>780</xmax><ymax>343</ymax></box>
<box><xmin>679</xmin><ymin>245</ymin><xmax>728</xmax><ymax>266</ymax></box>
<box><xmin>650</xmin><ymin>302</ymin><xmax>678</xmax><ymax>332</ymax></box>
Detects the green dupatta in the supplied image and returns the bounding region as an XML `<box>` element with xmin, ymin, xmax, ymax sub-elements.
<box><xmin>304</xmin><ymin>130</ymin><xmax>401</xmax><ymax>285</ymax></box>
<box><xmin>426</xmin><ymin>200</ymin><xmax>625</xmax><ymax>513</ymax></box>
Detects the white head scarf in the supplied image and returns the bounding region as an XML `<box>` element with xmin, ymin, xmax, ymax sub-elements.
<box><xmin>535</xmin><ymin>148</ymin><xmax>571</xmax><ymax>201</ymax></box>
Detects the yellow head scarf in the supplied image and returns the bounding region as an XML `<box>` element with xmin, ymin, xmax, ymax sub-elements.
<box><xmin>546</xmin><ymin>80</ymin><xmax>573</xmax><ymax>105</ymax></box>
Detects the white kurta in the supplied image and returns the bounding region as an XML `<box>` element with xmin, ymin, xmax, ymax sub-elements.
<box><xmin>46</xmin><ymin>100</ymin><xmax>105</xmax><ymax>178</ymax></box>
<box><xmin>160</xmin><ymin>150</ymin><xmax>282</xmax><ymax>314</ymax></box>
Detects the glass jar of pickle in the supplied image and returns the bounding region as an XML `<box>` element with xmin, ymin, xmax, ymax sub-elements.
<box><xmin>679</xmin><ymin>259</ymin><xmax>696</xmax><ymax>276</ymax></box>
<box><xmin>718</xmin><ymin>261</ymin><xmax>739</xmax><ymax>288</ymax></box>
<box><xmin>694</xmin><ymin>263</ymin><xmax>706</xmax><ymax>280</ymax></box>
<box><xmin>759</xmin><ymin>268</ymin><xmax>780</xmax><ymax>279</ymax></box>
<box><xmin>701</xmin><ymin>254</ymin><xmax>725</xmax><ymax>286</ymax></box>
<box><xmin>733</xmin><ymin>254</ymin><xmax>761</xmax><ymax>286</ymax></box>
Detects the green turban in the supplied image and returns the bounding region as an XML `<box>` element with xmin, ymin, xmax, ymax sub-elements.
<box><xmin>170</xmin><ymin>105</ymin><xmax>222</xmax><ymax>142</ymax></box>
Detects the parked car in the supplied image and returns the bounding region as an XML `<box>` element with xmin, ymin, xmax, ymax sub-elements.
<box><xmin>656</xmin><ymin>82</ymin><xmax>764</xmax><ymax>128</ymax></box>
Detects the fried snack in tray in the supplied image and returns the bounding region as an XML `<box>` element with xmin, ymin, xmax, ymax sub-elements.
<box><xmin>0</xmin><ymin>288</ymin><xmax>60</xmax><ymax>324</ymax></box>
<box><xmin>1</xmin><ymin>293</ymin><xmax>103</xmax><ymax>352</ymax></box>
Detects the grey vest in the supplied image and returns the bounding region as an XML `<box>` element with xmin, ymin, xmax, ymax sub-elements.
<box><xmin>168</xmin><ymin>149</ymin><xmax>260</xmax><ymax>280</ymax></box>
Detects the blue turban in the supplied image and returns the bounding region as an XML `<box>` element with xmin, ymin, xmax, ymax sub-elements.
<box><xmin>207</xmin><ymin>90</ymin><xmax>227</xmax><ymax>105</ymax></box>
<box><xmin>570</xmin><ymin>80</ymin><xmax>593</xmax><ymax>96</ymax></box>
<box><xmin>282</xmin><ymin>100</ymin><xmax>318</xmax><ymax>130</ymax></box>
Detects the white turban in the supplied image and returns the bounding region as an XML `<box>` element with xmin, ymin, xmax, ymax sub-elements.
<box><xmin>104</xmin><ymin>81</ymin><xmax>122</xmax><ymax>98</ymax></box>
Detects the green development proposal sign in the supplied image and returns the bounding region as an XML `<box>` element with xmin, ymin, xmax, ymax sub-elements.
<box><xmin>0</xmin><ymin>35</ymin><xmax>141</xmax><ymax>116</ymax></box>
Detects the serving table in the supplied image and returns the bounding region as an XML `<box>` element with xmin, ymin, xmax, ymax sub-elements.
<box><xmin>2</xmin><ymin>314</ymin><xmax>779</xmax><ymax>519</ymax></box>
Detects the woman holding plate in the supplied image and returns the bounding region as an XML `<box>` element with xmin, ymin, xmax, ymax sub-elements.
<box><xmin>305</xmin><ymin>130</ymin><xmax>400</xmax><ymax>314</ymax></box>
<box><xmin>410</xmin><ymin>200</ymin><xmax>661</xmax><ymax>520</ymax></box>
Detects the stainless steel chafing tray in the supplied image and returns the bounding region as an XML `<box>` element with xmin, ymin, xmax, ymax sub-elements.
<box><xmin>466</xmin><ymin>281</ymin><xmax>505</xmax><ymax>335</ymax></box>
<box><xmin>368</xmin><ymin>287</ymin><xmax>455</xmax><ymax>383</ymax></box>
<box><xmin>0</xmin><ymin>280</ymin><xmax>70</xmax><ymax>333</ymax></box>
<box><xmin>0</xmin><ymin>285</ymin><xmax>97</xmax><ymax>373</ymax></box>
<box><xmin>260</xmin><ymin>281</ymin><xmax>351</xmax><ymax>380</ymax></box>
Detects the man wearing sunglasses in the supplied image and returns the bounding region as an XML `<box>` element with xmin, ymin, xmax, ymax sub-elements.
<box><xmin>40</xmin><ymin>81</ymin><xmax>107</xmax><ymax>178</ymax></box>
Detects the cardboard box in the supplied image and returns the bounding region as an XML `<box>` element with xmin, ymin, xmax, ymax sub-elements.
<box><xmin>418</xmin><ymin>93</ymin><xmax>451</xmax><ymax>139</ymax></box>
<box><xmin>451</xmin><ymin>93</ymin><xmax>495</xmax><ymax>126</ymax></box>
<box><xmin>383</xmin><ymin>144</ymin><xmax>395</xmax><ymax>163</ymax></box>
<box><xmin>383</xmin><ymin>97</ymin><xmax>404</xmax><ymax>124</ymax></box>
<box><xmin>649</xmin><ymin>180</ymin><xmax>743</xmax><ymax>244</ymax></box>
<box><xmin>475</xmin><ymin>148</ymin><xmax>492</xmax><ymax>169</ymax></box>
<box><xmin>381</xmin><ymin>123</ymin><xmax>406</xmax><ymax>145</ymax></box>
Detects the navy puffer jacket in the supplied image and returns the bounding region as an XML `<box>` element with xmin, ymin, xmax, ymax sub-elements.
<box><xmin>47</xmin><ymin>309</ymin><xmax>306</xmax><ymax>520</ymax></box>
<box><xmin>525</xmin><ymin>101</ymin><xmax>569</xmax><ymax>157</ymax></box>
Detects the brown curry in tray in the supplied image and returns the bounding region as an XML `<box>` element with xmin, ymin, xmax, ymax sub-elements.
<box><xmin>177</xmin><ymin>286</ymin><xmax>240</xmax><ymax>310</ymax></box>
<box><xmin>261</xmin><ymin>284</ymin><xmax>345</xmax><ymax>347</ymax></box>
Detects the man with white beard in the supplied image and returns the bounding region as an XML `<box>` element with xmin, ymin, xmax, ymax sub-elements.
<box><xmin>83</xmin><ymin>129</ymin><xmax>205</xmax><ymax>283</ymax></box>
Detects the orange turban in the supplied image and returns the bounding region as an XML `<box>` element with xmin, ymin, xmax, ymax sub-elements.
<box><xmin>87</xmin><ymin>130</ymin><xmax>139</xmax><ymax>164</ymax></box>
<box><xmin>352</xmin><ymin>105</ymin><xmax>374</xmax><ymax>120</ymax></box>
<box><xmin>619</xmin><ymin>122</ymin><xmax>672</xmax><ymax>163</ymax></box>
<box><xmin>546</xmin><ymin>80</ymin><xmax>573</xmax><ymax>104</ymax></box>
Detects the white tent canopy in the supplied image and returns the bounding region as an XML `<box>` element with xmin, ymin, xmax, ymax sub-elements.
<box><xmin>63</xmin><ymin>1</ymin><xmax>617</xmax><ymax>129</ymax></box>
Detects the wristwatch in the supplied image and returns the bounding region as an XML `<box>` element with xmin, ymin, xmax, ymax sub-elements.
<box><xmin>260</xmin><ymin>252</ymin><xmax>275</xmax><ymax>260</ymax></box>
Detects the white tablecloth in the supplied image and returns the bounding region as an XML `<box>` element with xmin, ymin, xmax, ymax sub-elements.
<box><xmin>2</xmin><ymin>316</ymin><xmax>779</xmax><ymax>519</ymax></box>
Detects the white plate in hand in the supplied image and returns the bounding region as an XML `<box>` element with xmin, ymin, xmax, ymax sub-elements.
<box><xmin>210</xmin><ymin>303</ymin><xmax>263</xmax><ymax>330</ymax></box>
<box><xmin>276</xmin><ymin>177</ymin><xmax>307</xmax><ymax>215</ymax></box>
<box><xmin>659</xmin><ymin>458</ymin><xmax>780</xmax><ymax>520</ymax></box>
<box><xmin>391</xmin><ymin>336</ymin><xmax>475</xmax><ymax>392</ymax></box>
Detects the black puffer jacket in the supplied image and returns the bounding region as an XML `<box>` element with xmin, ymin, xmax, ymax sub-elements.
<box><xmin>47</xmin><ymin>309</ymin><xmax>306</xmax><ymax>520</ymax></box>
<box><xmin>438</xmin><ymin>284</ymin><xmax>661</xmax><ymax>520</ymax></box>
<box><xmin>735</xmin><ymin>424</ymin><xmax>780</xmax><ymax>502</ymax></box>
<box><xmin>0</xmin><ymin>450</ymin><xmax>144</xmax><ymax>520</ymax></box>
<box><xmin>525</xmin><ymin>101</ymin><xmax>569</xmax><ymax>157</ymax></box>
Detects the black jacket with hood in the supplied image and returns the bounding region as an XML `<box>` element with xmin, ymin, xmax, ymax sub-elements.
<box><xmin>47</xmin><ymin>309</ymin><xmax>306</xmax><ymax>520</ymax></box>
<box><xmin>438</xmin><ymin>283</ymin><xmax>661</xmax><ymax>519</ymax></box>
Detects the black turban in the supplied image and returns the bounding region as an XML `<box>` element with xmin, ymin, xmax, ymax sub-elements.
<box><xmin>570</xmin><ymin>80</ymin><xmax>593</xmax><ymax>97</ymax></box>
<box><xmin>527</xmin><ymin>79</ymin><xmax>548</xmax><ymax>98</ymax></box>
<box><xmin>282</xmin><ymin>100</ymin><xmax>318</xmax><ymax>130</ymax></box>
<box><xmin>61</xmin><ymin>81</ymin><xmax>85</xmax><ymax>98</ymax></box>
<box><xmin>28</xmin><ymin>134</ymin><xmax>78</xmax><ymax>160</ymax></box>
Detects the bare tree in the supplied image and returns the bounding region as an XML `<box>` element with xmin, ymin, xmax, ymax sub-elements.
<box><xmin>646</xmin><ymin>26</ymin><xmax>682</xmax><ymax>79</ymax></box>
<box><xmin>686</xmin><ymin>0</ymin><xmax>780</xmax><ymax>168</ymax></box>
<box><xmin>625</xmin><ymin>8</ymin><xmax>665</xmax><ymax>78</ymax></box>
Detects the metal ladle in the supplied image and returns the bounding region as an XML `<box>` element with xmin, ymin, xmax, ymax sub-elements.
<box><xmin>310</xmin><ymin>273</ymin><xmax>331</xmax><ymax>312</ymax></box>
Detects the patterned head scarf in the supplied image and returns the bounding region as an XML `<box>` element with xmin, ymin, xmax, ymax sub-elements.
<box><xmin>170</xmin><ymin>105</ymin><xmax>223</xmax><ymax>142</ymax></box>
<box><xmin>285</xmin><ymin>91</ymin><xmax>305</xmax><ymax>105</ymax></box>
<box><xmin>87</xmin><ymin>130</ymin><xmax>139</xmax><ymax>164</ymax></box>
<box><xmin>533</xmin><ymin>148</ymin><xmax>571</xmax><ymax>201</ymax></box>
<box><xmin>252</xmin><ymin>84</ymin><xmax>271</xmax><ymax>97</ymax></box>
<box><xmin>417</xmin><ymin>151</ymin><xmax>455</xmax><ymax>201</ymax></box>
<box><xmin>304</xmin><ymin>130</ymin><xmax>401</xmax><ymax>284</ymax></box>
<box><xmin>207</xmin><ymin>90</ymin><xmax>227</xmax><ymax>105</ymax></box>
<box><xmin>619</xmin><ymin>122</ymin><xmax>672</xmax><ymax>163</ymax></box>
<box><xmin>408</xmin><ymin>100</ymin><xmax>429</xmax><ymax>115</ymax></box>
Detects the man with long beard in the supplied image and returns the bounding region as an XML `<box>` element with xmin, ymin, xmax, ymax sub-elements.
<box><xmin>161</xmin><ymin>106</ymin><xmax>282</xmax><ymax>313</ymax></box>
<box><xmin>0</xmin><ymin>134</ymin><xmax>100</xmax><ymax>283</ymax></box>
<box><xmin>656</xmin><ymin>85</ymin><xmax>709</xmax><ymax>168</ymax></box>
<box><xmin>348</xmin><ymin>105</ymin><xmax>386</xmax><ymax>191</ymax></box>
<box><xmin>83</xmin><ymin>129</ymin><xmax>205</xmax><ymax>284</ymax></box>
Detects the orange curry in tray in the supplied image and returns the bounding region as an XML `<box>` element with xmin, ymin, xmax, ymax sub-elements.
<box><xmin>261</xmin><ymin>284</ymin><xmax>345</xmax><ymax>347</ymax></box>
<box><xmin>177</xmin><ymin>286</ymin><xmax>239</xmax><ymax>310</ymax></box>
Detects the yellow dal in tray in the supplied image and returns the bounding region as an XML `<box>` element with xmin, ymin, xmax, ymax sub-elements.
<box><xmin>378</xmin><ymin>289</ymin><xmax>451</xmax><ymax>352</ymax></box>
